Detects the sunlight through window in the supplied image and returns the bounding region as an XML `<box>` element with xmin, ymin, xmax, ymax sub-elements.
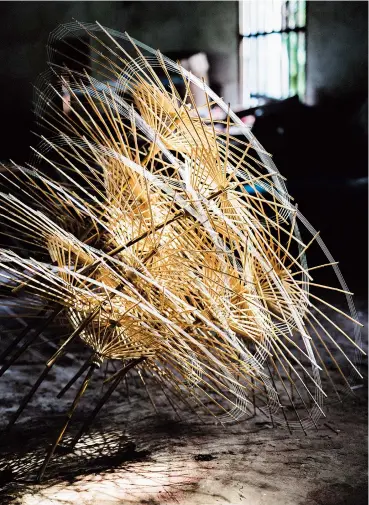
<box><xmin>239</xmin><ymin>0</ymin><xmax>306</xmax><ymax>106</ymax></box>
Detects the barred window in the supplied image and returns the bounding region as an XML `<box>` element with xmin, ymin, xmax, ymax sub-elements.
<box><xmin>239</xmin><ymin>0</ymin><xmax>306</xmax><ymax>107</ymax></box>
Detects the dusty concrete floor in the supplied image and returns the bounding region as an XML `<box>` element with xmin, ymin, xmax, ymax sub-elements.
<box><xmin>0</xmin><ymin>388</ymin><xmax>367</xmax><ymax>505</ymax></box>
<box><xmin>0</xmin><ymin>301</ymin><xmax>367</xmax><ymax>505</ymax></box>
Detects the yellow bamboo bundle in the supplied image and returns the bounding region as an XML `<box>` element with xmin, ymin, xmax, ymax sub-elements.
<box><xmin>0</xmin><ymin>21</ymin><xmax>364</xmax><ymax>481</ymax></box>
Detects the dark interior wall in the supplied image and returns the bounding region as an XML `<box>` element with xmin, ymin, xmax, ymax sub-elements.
<box><xmin>0</xmin><ymin>1</ymin><xmax>112</xmax><ymax>161</ymax></box>
<box><xmin>112</xmin><ymin>1</ymin><xmax>239</xmax><ymax>103</ymax></box>
<box><xmin>1</xmin><ymin>1</ymin><xmax>368</xmax><ymax>161</ymax></box>
<box><xmin>0</xmin><ymin>1</ymin><xmax>238</xmax><ymax>162</ymax></box>
<box><xmin>306</xmin><ymin>1</ymin><xmax>368</xmax><ymax>105</ymax></box>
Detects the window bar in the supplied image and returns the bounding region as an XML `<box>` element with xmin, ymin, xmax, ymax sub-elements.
<box><xmin>281</xmin><ymin>32</ymin><xmax>285</xmax><ymax>98</ymax></box>
<box><xmin>285</xmin><ymin>0</ymin><xmax>291</xmax><ymax>97</ymax></box>
<box><xmin>263</xmin><ymin>36</ymin><xmax>267</xmax><ymax>98</ymax></box>
<box><xmin>282</xmin><ymin>32</ymin><xmax>285</xmax><ymax>99</ymax></box>
<box><xmin>297</xmin><ymin>30</ymin><xmax>301</xmax><ymax>99</ymax></box>
<box><xmin>282</xmin><ymin>1</ymin><xmax>287</xmax><ymax>31</ymax></box>
<box><xmin>298</xmin><ymin>30</ymin><xmax>306</xmax><ymax>100</ymax></box>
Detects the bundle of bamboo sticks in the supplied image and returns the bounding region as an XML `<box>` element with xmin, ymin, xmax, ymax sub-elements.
<box><xmin>0</xmin><ymin>21</ymin><xmax>364</xmax><ymax>481</ymax></box>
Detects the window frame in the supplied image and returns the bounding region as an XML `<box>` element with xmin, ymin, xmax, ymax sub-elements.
<box><xmin>238</xmin><ymin>0</ymin><xmax>307</xmax><ymax>106</ymax></box>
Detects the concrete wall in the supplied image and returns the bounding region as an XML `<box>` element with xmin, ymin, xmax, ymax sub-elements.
<box><xmin>306</xmin><ymin>1</ymin><xmax>368</xmax><ymax>105</ymax></box>
<box><xmin>0</xmin><ymin>2</ymin><xmax>113</xmax><ymax>160</ymax></box>
<box><xmin>112</xmin><ymin>1</ymin><xmax>239</xmax><ymax>103</ymax></box>
<box><xmin>0</xmin><ymin>1</ymin><xmax>367</xmax><ymax>161</ymax></box>
<box><xmin>0</xmin><ymin>1</ymin><xmax>238</xmax><ymax>161</ymax></box>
